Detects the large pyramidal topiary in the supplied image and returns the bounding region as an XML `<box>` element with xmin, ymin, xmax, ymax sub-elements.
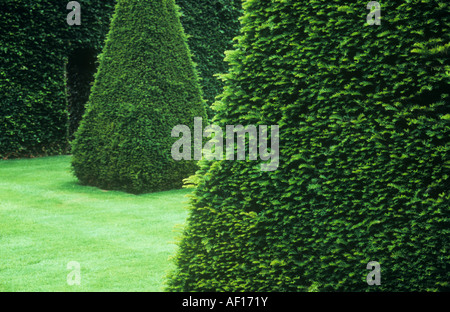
<box><xmin>71</xmin><ymin>0</ymin><xmax>206</xmax><ymax>194</ymax></box>
<box><xmin>167</xmin><ymin>1</ymin><xmax>449</xmax><ymax>291</ymax></box>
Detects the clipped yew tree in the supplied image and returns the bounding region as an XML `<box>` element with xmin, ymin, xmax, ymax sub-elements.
<box><xmin>71</xmin><ymin>0</ymin><xmax>206</xmax><ymax>194</ymax></box>
<box><xmin>167</xmin><ymin>1</ymin><xmax>449</xmax><ymax>291</ymax></box>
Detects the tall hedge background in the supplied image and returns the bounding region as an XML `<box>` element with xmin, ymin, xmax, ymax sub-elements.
<box><xmin>167</xmin><ymin>1</ymin><xmax>449</xmax><ymax>291</ymax></box>
<box><xmin>0</xmin><ymin>0</ymin><xmax>241</xmax><ymax>158</ymax></box>
<box><xmin>177</xmin><ymin>0</ymin><xmax>242</xmax><ymax>117</ymax></box>
<box><xmin>0</xmin><ymin>0</ymin><xmax>116</xmax><ymax>158</ymax></box>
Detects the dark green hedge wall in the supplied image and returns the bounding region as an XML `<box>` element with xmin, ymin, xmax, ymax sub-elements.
<box><xmin>176</xmin><ymin>0</ymin><xmax>242</xmax><ymax>118</ymax></box>
<box><xmin>0</xmin><ymin>0</ymin><xmax>116</xmax><ymax>158</ymax></box>
<box><xmin>167</xmin><ymin>1</ymin><xmax>449</xmax><ymax>291</ymax></box>
<box><xmin>71</xmin><ymin>0</ymin><xmax>206</xmax><ymax>194</ymax></box>
<box><xmin>0</xmin><ymin>0</ymin><xmax>241</xmax><ymax>158</ymax></box>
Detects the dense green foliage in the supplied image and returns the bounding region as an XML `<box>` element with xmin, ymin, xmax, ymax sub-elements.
<box><xmin>177</xmin><ymin>0</ymin><xmax>242</xmax><ymax>117</ymax></box>
<box><xmin>71</xmin><ymin>0</ymin><xmax>206</xmax><ymax>194</ymax></box>
<box><xmin>0</xmin><ymin>0</ymin><xmax>116</xmax><ymax>158</ymax></box>
<box><xmin>0</xmin><ymin>0</ymin><xmax>241</xmax><ymax>158</ymax></box>
<box><xmin>168</xmin><ymin>1</ymin><xmax>449</xmax><ymax>291</ymax></box>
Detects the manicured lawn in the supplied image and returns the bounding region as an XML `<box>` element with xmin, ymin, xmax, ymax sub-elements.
<box><xmin>0</xmin><ymin>156</ymin><xmax>191</xmax><ymax>291</ymax></box>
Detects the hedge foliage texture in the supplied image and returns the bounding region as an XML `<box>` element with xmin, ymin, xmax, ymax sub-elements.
<box><xmin>176</xmin><ymin>0</ymin><xmax>242</xmax><ymax>117</ymax></box>
<box><xmin>71</xmin><ymin>0</ymin><xmax>206</xmax><ymax>194</ymax></box>
<box><xmin>0</xmin><ymin>0</ymin><xmax>116</xmax><ymax>158</ymax></box>
<box><xmin>0</xmin><ymin>0</ymin><xmax>241</xmax><ymax>158</ymax></box>
<box><xmin>167</xmin><ymin>0</ymin><xmax>449</xmax><ymax>291</ymax></box>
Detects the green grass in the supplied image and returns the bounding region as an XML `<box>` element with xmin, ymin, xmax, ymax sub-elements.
<box><xmin>0</xmin><ymin>155</ymin><xmax>191</xmax><ymax>292</ymax></box>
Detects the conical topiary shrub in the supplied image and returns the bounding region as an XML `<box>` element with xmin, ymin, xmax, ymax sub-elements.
<box><xmin>71</xmin><ymin>0</ymin><xmax>206</xmax><ymax>194</ymax></box>
<box><xmin>167</xmin><ymin>1</ymin><xmax>449</xmax><ymax>291</ymax></box>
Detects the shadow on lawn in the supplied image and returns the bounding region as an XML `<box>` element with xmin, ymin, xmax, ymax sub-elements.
<box><xmin>56</xmin><ymin>179</ymin><xmax>192</xmax><ymax>201</ymax></box>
